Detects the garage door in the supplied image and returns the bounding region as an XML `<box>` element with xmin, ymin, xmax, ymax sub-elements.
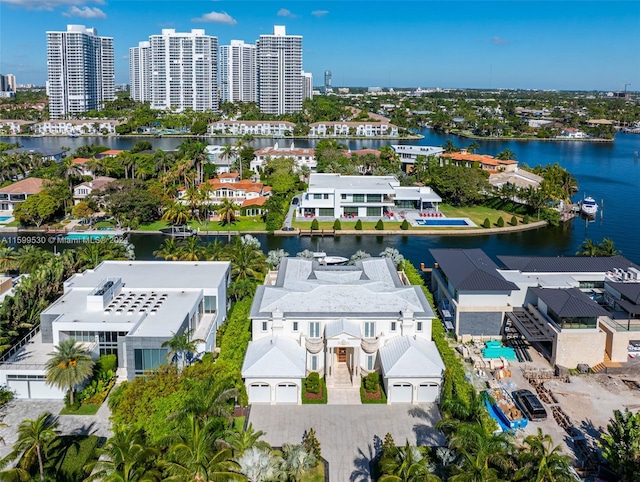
<box><xmin>7</xmin><ymin>380</ymin><xmax>29</xmax><ymax>399</ymax></box>
<box><xmin>276</xmin><ymin>383</ymin><xmax>297</xmax><ymax>404</ymax></box>
<box><xmin>249</xmin><ymin>383</ymin><xmax>271</xmax><ymax>404</ymax></box>
<box><xmin>7</xmin><ymin>378</ymin><xmax>63</xmax><ymax>399</ymax></box>
<box><xmin>391</xmin><ymin>383</ymin><xmax>413</xmax><ymax>403</ymax></box>
<box><xmin>417</xmin><ymin>383</ymin><xmax>439</xmax><ymax>403</ymax></box>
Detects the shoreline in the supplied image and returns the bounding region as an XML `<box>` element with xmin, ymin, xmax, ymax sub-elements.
<box><xmin>6</xmin><ymin>133</ymin><xmax>424</xmax><ymax>141</ymax></box>
<box><xmin>448</xmin><ymin>130</ymin><xmax>614</xmax><ymax>143</ymax></box>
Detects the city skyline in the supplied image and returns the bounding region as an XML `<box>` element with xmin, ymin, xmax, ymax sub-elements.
<box><xmin>0</xmin><ymin>1</ymin><xmax>639</xmax><ymax>91</ymax></box>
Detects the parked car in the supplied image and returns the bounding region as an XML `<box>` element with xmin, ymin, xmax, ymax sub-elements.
<box><xmin>291</xmin><ymin>197</ymin><xmax>299</xmax><ymax>205</ymax></box>
<box><xmin>512</xmin><ymin>389</ymin><xmax>547</xmax><ymax>421</ymax></box>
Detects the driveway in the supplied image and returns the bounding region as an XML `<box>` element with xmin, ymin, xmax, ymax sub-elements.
<box><xmin>248</xmin><ymin>404</ymin><xmax>445</xmax><ymax>481</ymax></box>
<box><xmin>0</xmin><ymin>400</ymin><xmax>112</xmax><ymax>458</ymax></box>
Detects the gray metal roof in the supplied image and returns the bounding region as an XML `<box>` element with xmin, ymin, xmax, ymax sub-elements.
<box><xmin>5</xmin><ymin>147</ymin><xmax>65</xmax><ymax>157</ymax></box>
<box><xmin>498</xmin><ymin>255</ymin><xmax>639</xmax><ymax>273</ymax></box>
<box><xmin>608</xmin><ymin>282</ymin><xmax>640</xmax><ymax>304</ymax></box>
<box><xmin>242</xmin><ymin>336</ymin><xmax>306</xmax><ymax>378</ymax></box>
<box><xmin>380</xmin><ymin>336</ymin><xmax>445</xmax><ymax>378</ymax></box>
<box><xmin>529</xmin><ymin>287</ymin><xmax>609</xmax><ymax>317</ymax></box>
<box><xmin>430</xmin><ymin>249</ymin><xmax>519</xmax><ymax>292</ymax></box>
<box><xmin>325</xmin><ymin>319</ymin><xmax>361</xmax><ymax>339</ymax></box>
<box><xmin>251</xmin><ymin>258</ymin><xmax>435</xmax><ymax>319</ymax></box>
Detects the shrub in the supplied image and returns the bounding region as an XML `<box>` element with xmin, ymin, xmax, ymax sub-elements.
<box><xmin>364</xmin><ymin>372</ymin><xmax>380</xmax><ymax>393</ymax></box>
<box><xmin>355</xmin><ymin>219</ymin><xmax>363</xmax><ymax>230</ymax></box>
<box><xmin>496</xmin><ymin>216</ymin><xmax>504</xmax><ymax>227</ymax></box>
<box><xmin>302</xmin><ymin>376</ymin><xmax>327</xmax><ymax>404</ymax></box>
<box><xmin>96</xmin><ymin>354</ymin><xmax>117</xmax><ymax>375</ymax></box>
<box><xmin>303</xmin><ymin>428</ymin><xmax>322</xmax><ymax>460</ymax></box>
<box><xmin>0</xmin><ymin>385</ymin><xmax>14</xmax><ymax>406</ymax></box>
<box><xmin>306</xmin><ymin>372</ymin><xmax>320</xmax><ymax>394</ymax></box>
<box><xmin>360</xmin><ymin>377</ymin><xmax>387</xmax><ymax>404</ymax></box>
<box><xmin>375</xmin><ymin>219</ymin><xmax>384</xmax><ymax>230</ymax></box>
<box><xmin>483</xmin><ymin>218</ymin><xmax>491</xmax><ymax>228</ymax></box>
<box><xmin>523</xmin><ymin>214</ymin><xmax>530</xmax><ymax>224</ymax></box>
<box><xmin>510</xmin><ymin>215</ymin><xmax>518</xmax><ymax>226</ymax></box>
<box><xmin>310</xmin><ymin>218</ymin><xmax>319</xmax><ymax>230</ymax></box>
<box><xmin>400</xmin><ymin>219</ymin><xmax>410</xmax><ymax>230</ymax></box>
<box><xmin>333</xmin><ymin>218</ymin><xmax>341</xmax><ymax>230</ymax></box>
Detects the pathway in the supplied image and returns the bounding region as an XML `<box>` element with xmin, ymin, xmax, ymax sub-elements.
<box><xmin>248</xmin><ymin>404</ymin><xmax>445</xmax><ymax>481</ymax></box>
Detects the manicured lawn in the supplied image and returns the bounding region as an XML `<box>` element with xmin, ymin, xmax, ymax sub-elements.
<box><xmin>60</xmin><ymin>403</ymin><xmax>101</xmax><ymax>415</ymax></box>
<box><xmin>137</xmin><ymin>220</ymin><xmax>170</xmax><ymax>231</ymax></box>
<box><xmin>300</xmin><ymin>461</ymin><xmax>325</xmax><ymax>482</ymax></box>
<box><xmin>438</xmin><ymin>204</ymin><xmax>522</xmax><ymax>226</ymax></box>
<box><xmin>3</xmin><ymin>220</ymin><xmax>20</xmax><ymax>227</ymax></box>
<box><xmin>94</xmin><ymin>220</ymin><xmax>116</xmax><ymax>229</ymax></box>
<box><xmin>138</xmin><ymin>217</ymin><xmax>267</xmax><ymax>232</ymax></box>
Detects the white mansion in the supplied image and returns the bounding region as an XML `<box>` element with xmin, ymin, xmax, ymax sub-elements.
<box><xmin>241</xmin><ymin>257</ymin><xmax>445</xmax><ymax>405</ymax></box>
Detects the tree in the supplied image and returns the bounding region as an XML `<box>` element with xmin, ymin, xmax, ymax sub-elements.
<box><xmin>3</xmin><ymin>412</ymin><xmax>59</xmax><ymax>482</ymax></box>
<box><xmin>514</xmin><ymin>428</ymin><xmax>574</xmax><ymax>482</ymax></box>
<box><xmin>0</xmin><ymin>240</ymin><xmax>16</xmax><ymax>273</ymax></box>
<box><xmin>310</xmin><ymin>218</ymin><xmax>319</xmax><ymax>231</ymax></box>
<box><xmin>576</xmin><ymin>239</ymin><xmax>599</xmax><ymax>257</ymax></box>
<box><xmin>379</xmin><ymin>247</ymin><xmax>404</xmax><ymax>268</ymax></box>
<box><xmin>162</xmin><ymin>200</ymin><xmax>191</xmax><ymax>226</ymax></box>
<box><xmin>84</xmin><ymin>428</ymin><xmax>161</xmax><ymax>482</ymax></box>
<box><xmin>217</xmin><ymin>197</ymin><xmax>239</xmax><ymax>242</ymax></box>
<box><xmin>496</xmin><ymin>148</ymin><xmax>516</xmax><ymax>160</ymax></box>
<box><xmin>281</xmin><ymin>444</ymin><xmax>316</xmax><ymax>481</ymax></box>
<box><xmin>597</xmin><ymin>238</ymin><xmax>621</xmax><ymax>256</ymax></box>
<box><xmin>333</xmin><ymin>219</ymin><xmax>341</xmax><ymax>230</ymax></box>
<box><xmin>349</xmin><ymin>250</ymin><xmax>370</xmax><ymax>264</ymax></box>
<box><xmin>375</xmin><ymin>219</ymin><xmax>385</xmax><ymax>230</ymax></box>
<box><xmin>355</xmin><ymin>219</ymin><xmax>363</xmax><ymax>230</ymax></box>
<box><xmin>153</xmin><ymin>238</ymin><xmax>181</xmax><ymax>261</ymax></box>
<box><xmin>161</xmin><ymin>330</ymin><xmax>204</xmax><ymax>373</ymax></box>
<box><xmin>599</xmin><ymin>408</ymin><xmax>640</xmax><ymax>482</ymax></box>
<box><xmin>496</xmin><ymin>216</ymin><xmax>504</xmax><ymax>227</ymax></box>
<box><xmin>226</xmin><ymin>423</ymin><xmax>271</xmax><ymax>457</ymax></box>
<box><xmin>400</xmin><ymin>219</ymin><xmax>410</xmax><ymax>230</ymax></box>
<box><xmin>482</xmin><ymin>218</ymin><xmax>491</xmax><ymax>228</ymax></box>
<box><xmin>45</xmin><ymin>339</ymin><xmax>95</xmax><ymax>405</ymax></box>
<box><xmin>226</xmin><ymin>236</ymin><xmax>267</xmax><ymax>282</ymax></box>
<box><xmin>266</xmin><ymin>249</ymin><xmax>289</xmax><ymax>270</ymax></box>
<box><xmin>378</xmin><ymin>440</ymin><xmax>440</xmax><ymax>482</ymax></box>
<box><xmin>12</xmin><ymin>193</ymin><xmax>60</xmax><ymax>227</ymax></box>
<box><xmin>236</xmin><ymin>447</ymin><xmax>284</xmax><ymax>482</ymax></box>
<box><xmin>71</xmin><ymin>201</ymin><xmax>94</xmax><ymax>221</ymax></box>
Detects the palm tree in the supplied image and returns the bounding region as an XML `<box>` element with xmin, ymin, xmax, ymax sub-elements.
<box><xmin>236</xmin><ymin>447</ymin><xmax>284</xmax><ymax>482</ymax></box>
<box><xmin>597</xmin><ymin>238</ymin><xmax>621</xmax><ymax>256</ymax></box>
<box><xmin>226</xmin><ymin>424</ymin><xmax>271</xmax><ymax>457</ymax></box>
<box><xmin>177</xmin><ymin>236</ymin><xmax>206</xmax><ymax>261</ymax></box>
<box><xmin>45</xmin><ymin>339</ymin><xmax>95</xmax><ymax>405</ymax></box>
<box><xmin>576</xmin><ymin>239</ymin><xmax>599</xmax><ymax>257</ymax></box>
<box><xmin>162</xmin><ymin>201</ymin><xmax>191</xmax><ymax>226</ymax></box>
<box><xmin>0</xmin><ymin>240</ymin><xmax>16</xmax><ymax>273</ymax></box>
<box><xmin>14</xmin><ymin>245</ymin><xmax>52</xmax><ymax>274</ymax></box>
<box><xmin>3</xmin><ymin>412</ymin><xmax>59</xmax><ymax>482</ymax></box>
<box><xmin>496</xmin><ymin>148</ymin><xmax>517</xmax><ymax>161</ymax></box>
<box><xmin>226</xmin><ymin>237</ymin><xmax>267</xmax><ymax>282</ymax></box>
<box><xmin>84</xmin><ymin>428</ymin><xmax>162</xmax><ymax>482</ymax></box>
<box><xmin>280</xmin><ymin>444</ymin><xmax>316</xmax><ymax>481</ymax></box>
<box><xmin>217</xmin><ymin>197</ymin><xmax>239</xmax><ymax>242</ymax></box>
<box><xmin>153</xmin><ymin>238</ymin><xmax>181</xmax><ymax>261</ymax></box>
<box><xmin>514</xmin><ymin>428</ymin><xmax>573</xmax><ymax>482</ymax></box>
<box><xmin>378</xmin><ymin>440</ymin><xmax>440</xmax><ymax>482</ymax></box>
<box><xmin>172</xmin><ymin>376</ymin><xmax>238</xmax><ymax>425</ymax></box>
<box><xmin>466</xmin><ymin>141</ymin><xmax>480</xmax><ymax>153</ymax></box>
<box><xmin>161</xmin><ymin>330</ymin><xmax>204</xmax><ymax>373</ymax></box>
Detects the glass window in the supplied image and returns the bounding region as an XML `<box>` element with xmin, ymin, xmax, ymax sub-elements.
<box><xmin>416</xmin><ymin>322</ymin><xmax>423</xmax><ymax>332</ymax></box>
<box><xmin>364</xmin><ymin>322</ymin><xmax>375</xmax><ymax>338</ymax></box>
<box><xmin>341</xmin><ymin>194</ymin><xmax>347</xmax><ymax>200</ymax></box>
<box><xmin>134</xmin><ymin>348</ymin><xmax>168</xmax><ymax>375</ymax></box>
<box><xmin>313</xmin><ymin>193</ymin><xmax>322</xmax><ymax>200</ymax></box>
<box><xmin>367</xmin><ymin>355</ymin><xmax>374</xmax><ymax>371</ymax></box>
<box><xmin>203</xmin><ymin>296</ymin><xmax>216</xmax><ymax>313</ymax></box>
<box><xmin>391</xmin><ymin>321</ymin><xmax>396</xmax><ymax>332</ymax></box>
<box><xmin>309</xmin><ymin>322</ymin><xmax>320</xmax><ymax>338</ymax></box>
<box><xmin>293</xmin><ymin>321</ymin><xmax>298</xmax><ymax>332</ymax></box>
<box><xmin>352</xmin><ymin>194</ymin><xmax>365</xmax><ymax>203</ymax></box>
<box><xmin>311</xmin><ymin>355</ymin><xmax>317</xmax><ymax>371</ymax></box>
<box><xmin>366</xmin><ymin>207</ymin><xmax>381</xmax><ymax>217</ymax></box>
<box><xmin>367</xmin><ymin>194</ymin><xmax>382</xmax><ymax>202</ymax></box>
<box><xmin>318</xmin><ymin>208</ymin><xmax>334</xmax><ymax>217</ymax></box>
<box><xmin>262</xmin><ymin>322</ymin><xmax>268</xmax><ymax>332</ymax></box>
<box><xmin>323</xmin><ymin>193</ymin><xmax>329</xmax><ymax>199</ymax></box>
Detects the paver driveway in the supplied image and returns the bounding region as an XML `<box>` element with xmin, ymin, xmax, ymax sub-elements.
<box><xmin>248</xmin><ymin>404</ymin><xmax>445</xmax><ymax>481</ymax></box>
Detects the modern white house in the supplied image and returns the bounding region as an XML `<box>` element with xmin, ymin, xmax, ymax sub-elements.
<box><xmin>34</xmin><ymin>120</ymin><xmax>120</xmax><ymax>136</ymax></box>
<box><xmin>0</xmin><ymin>120</ymin><xmax>36</xmax><ymax>134</ymax></box>
<box><xmin>251</xmin><ymin>143</ymin><xmax>316</xmax><ymax>173</ymax></box>
<box><xmin>242</xmin><ymin>257</ymin><xmax>445</xmax><ymax>405</ymax></box>
<box><xmin>0</xmin><ymin>261</ymin><xmax>231</xmax><ymax>399</ymax></box>
<box><xmin>309</xmin><ymin>121</ymin><xmax>398</xmax><ymax>137</ymax></box>
<box><xmin>391</xmin><ymin>145</ymin><xmax>444</xmax><ymax>171</ymax></box>
<box><xmin>208</xmin><ymin>120</ymin><xmax>295</xmax><ymax>137</ymax></box>
<box><xmin>297</xmin><ymin>173</ymin><xmax>442</xmax><ymax>219</ymax></box>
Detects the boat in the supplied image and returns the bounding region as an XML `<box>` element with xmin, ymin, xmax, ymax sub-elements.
<box><xmin>580</xmin><ymin>197</ymin><xmax>598</xmax><ymax>217</ymax></box>
<box><xmin>312</xmin><ymin>251</ymin><xmax>349</xmax><ymax>265</ymax></box>
<box><xmin>159</xmin><ymin>225</ymin><xmax>196</xmax><ymax>238</ymax></box>
<box><xmin>484</xmin><ymin>388</ymin><xmax>528</xmax><ymax>431</ymax></box>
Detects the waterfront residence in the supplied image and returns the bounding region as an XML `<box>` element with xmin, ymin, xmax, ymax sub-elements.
<box><xmin>205</xmin><ymin>145</ymin><xmax>233</xmax><ymax>173</ymax></box>
<box><xmin>440</xmin><ymin>150</ymin><xmax>518</xmax><ymax>173</ymax></box>
<box><xmin>73</xmin><ymin>176</ymin><xmax>116</xmax><ymax>204</ymax></box>
<box><xmin>208</xmin><ymin>120</ymin><xmax>295</xmax><ymax>137</ymax></box>
<box><xmin>241</xmin><ymin>257</ymin><xmax>445</xmax><ymax>404</ymax></box>
<box><xmin>0</xmin><ymin>261</ymin><xmax>231</xmax><ymax>399</ymax></box>
<box><xmin>391</xmin><ymin>145</ymin><xmax>444</xmax><ymax>171</ymax></box>
<box><xmin>558</xmin><ymin>127</ymin><xmax>588</xmax><ymax>139</ymax></box>
<box><xmin>251</xmin><ymin>143</ymin><xmax>316</xmax><ymax>173</ymax></box>
<box><xmin>4</xmin><ymin>147</ymin><xmax>66</xmax><ymax>163</ymax></box>
<box><xmin>429</xmin><ymin>248</ymin><xmax>640</xmax><ymax>368</ymax></box>
<box><xmin>34</xmin><ymin>120</ymin><xmax>120</xmax><ymax>136</ymax></box>
<box><xmin>0</xmin><ymin>119</ymin><xmax>36</xmax><ymax>135</ymax></box>
<box><xmin>309</xmin><ymin>121</ymin><xmax>399</xmax><ymax>137</ymax></box>
<box><xmin>488</xmin><ymin>168</ymin><xmax>543</xmax><ymax>192</ymax></box>
<box><xmin>0</xmin><ymin>177</ymin><xmax>45</xmax><ymax>213</ymax></box>
<box><xmin>296</xmin><ymin>173</ymin><xmax>441</xmax><ymax>219</ymax></box>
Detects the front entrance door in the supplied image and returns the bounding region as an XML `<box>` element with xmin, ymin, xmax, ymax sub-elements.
<box><xmin>337</xmin><ymin>347</ymin><xmax>347</xmax><ymax>363</ymax></box>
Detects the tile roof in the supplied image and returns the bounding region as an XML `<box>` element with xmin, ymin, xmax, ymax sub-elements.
<box><xmin>607</xmin><ymin>282</ymin><xmax>640</xmax><ymax>304</ymax></box>
<box><xmin>76</xmin><ymin>176</ymin><xmax>116</xmax><ymax>191</ymax></box>
<box><xmin>441</xmin><ymin>151</ymin><xmax>517</xmax><ymax>166</ymax></box>
<box><xmin>430</xmin><ymin>249</ymin><xmax>519</xmax><ymax>292</ymax></box>
<box><xmin>498</xmin><ymin>255</ymin><xmax>639</xmax><ymax>273</ymax></box>
<box><xmin>380</xmin><ymin>336</ymin><xmax>445</xmax><ymax>378</ymax></box>
<box><xmin>71</xmin><ymin>158</ymin><xmax>91</xmax><ymax>164</ymax></box>
<box><xmin>529</xmin><ymin>287</ymin><xmax>609</xmax><ymax>318</ymax></box>
<box><xmin>0</xmin><ymin>177</ymin><xmax>45</xmax><ymax>194</ymax></box>
<box><xmin>207</xmin><ymin>179</ymin><xmax>267</xmax><ymax>193</ymax></box>
<box><xmin>349</xmin><ymin>148</ymin><xmax>381</xmax><ymax>157</ymax></box>
<box><xmin>241</xmin><ymin>196</ymin><xmax>268</xmax><ymax>207</ymax></box>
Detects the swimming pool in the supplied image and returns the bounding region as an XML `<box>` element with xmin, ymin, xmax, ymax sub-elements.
<box><xmin>65</xmin><ymin>232</ymin><xmax>119</xmax><ymax>240</ymax></box>
<box><xmin>0</xmin><ymin>216</ymin><xmax>12</xmax><ymax>222</ymax></box>
<box><xmin>414</xmin><ymin>218</ymin><xmax>473</xmax><ymax>227</ymax></box>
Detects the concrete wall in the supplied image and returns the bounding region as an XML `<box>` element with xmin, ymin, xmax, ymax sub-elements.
<box><xmin>552</xmin><ymin>329</ymin><xmax>607</xmax><ymax>368</ymax></box>
<box><xmin>600</xmin><ymin>322</ymin><xmax>640</xmax><ymax>363</ymax></box>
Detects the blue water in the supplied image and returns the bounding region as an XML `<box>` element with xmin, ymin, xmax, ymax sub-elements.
<box><xmin>0</xmin><ymin>216</ymin><xmax>11</xmax><ymax>222</ymax></box>
<box><xmin>2</xmin><ymin>130</ymin><xmax>639</xmax><ymax>262</ymax></box>
<box><xmin>415</xmin><ymin>219</ymin><xmax>471</xmax><ymax>227</ymax></box>
<box><xmin>65</xmin><ymin>232</ymin><xmax>118</xmax><ymax>240</ymax></box>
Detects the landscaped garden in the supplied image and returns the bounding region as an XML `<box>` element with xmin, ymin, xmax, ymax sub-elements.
<box><xmin>360</xmin><ymin>372</ymin><xmax>387</xmax><ymax>404</ymax></box>
<box><xmin>302</xmin><ymin>372</ymin><xmax>327</xmax><ymax>404</ymax></box>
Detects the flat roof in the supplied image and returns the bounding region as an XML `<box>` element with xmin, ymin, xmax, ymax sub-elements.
<box><xmin>498</xmin><ymin>255</ymin><xmax>639</xmax><ymax>273</ymax></box>
<box><xmin>308</xmin><ymin>173</ymin><xmax>398</xmax><ymax>192</ymax></box>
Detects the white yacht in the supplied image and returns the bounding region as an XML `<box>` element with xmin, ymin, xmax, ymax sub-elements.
<box><xmin>580</xmin><ymin>197</ymin><xmax>598</xmax><ymax>217</ymax></box>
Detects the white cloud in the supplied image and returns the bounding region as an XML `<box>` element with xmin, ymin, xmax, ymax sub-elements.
<box><xmin>277</xmin><ymin>8</ymin><xmax>297</xmax><ymax>18</ymax></box>
<box><xmin>192</xmin><ymin>10</ymin><xmax>237</xmax><ymax>24</ymax></box>
<box><xmin>0</xmin><ymin>0</ymin><xmax>104</xmax><ymax>11</ymax></box>
<box><xmin>492</xmin><ymin>36</ymin><xmax>509</xmax><ymax>45</ymax></box>
<box><xmin>63</xmin><ymin>6</ymin><xmax>106</xmax><ymax>19</ymax></box>
<box><xmin>311</xmin><ymin>10</ymin><xmax>328</xmax><ymax>17</ymax></box>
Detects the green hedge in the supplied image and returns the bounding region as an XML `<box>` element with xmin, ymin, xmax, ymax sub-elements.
<box><xmin>218</xmin><ymin>298</ymin><xmax>252</xmax><ymax>369</ymax></box>
<box><xmin>360</xmin><ymin>377</ymin><xmax>387</xmax><ymax>404</ymax></box>
<box><xmin>402</xmin><ymin>261</ymin><xmax>475</xmax><ymax>407</ymax></box>
<box><xmin>302</xmin><ymin>376</ymin><xmax>328</xmax><ymax>404</ymax></box>
<box><xmin>51</xmin><ymin>435</ymin><xmax>101</xmax><ymax>482</ymax></box>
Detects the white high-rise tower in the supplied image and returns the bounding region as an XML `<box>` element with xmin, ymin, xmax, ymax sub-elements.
<box><xmin>129</xmin><ymin>41</ymin><xmax>151</xmax><ymax>102</ymax></box>
<box><xmin>149</xmin><ymin>29</ymin><xmax>218</xmax><ymax>112</ymax></box>
<box><xmin>257</xmin><ymin>25</ymin><xmax>303</xmax><ymax>114</ymax></box>
<box><xmin>219</xmin><ymin>40</ymin><xmax>257</xmax><ymax>103</ymax></box>
<box><xmin>46</xmin><ymin>25</ymin><xmax>115</xmax><ymax>119</ymax></box>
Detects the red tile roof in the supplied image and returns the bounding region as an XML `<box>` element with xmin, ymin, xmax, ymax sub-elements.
<box><xmin>72</xmin><ymin>158</ymin><xmax>91</xmax><ymax>164</ymax></box>
<box><xmin>241</xmin><ymin>196</ymin><xmax>268</xmax><ymax>207</ymax></box>
<box><xmin>0</xmin><ymin>177</ymin><xmax>45</xmax><ymax>194</ymax></box>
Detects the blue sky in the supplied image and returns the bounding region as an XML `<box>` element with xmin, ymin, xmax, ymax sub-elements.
<box><xmin>1</xmin><ymin>1</ymin><xmax>639</xmax><ymax>90</ymax></box>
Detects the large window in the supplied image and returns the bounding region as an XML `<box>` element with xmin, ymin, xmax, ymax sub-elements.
<box><xmin>367</xmin><ymin>194</ymin><xmax>382</xmax><ymax>203</ymax></box>
<box><xmin>309</xmin><ymin>322</ymin><xmax>320</xmax><ymax>338</ymax></box>
<box><xmin>311</xmin><ymin>355</ymin><xmax>318</xmax><ymax>371</ymax></box>
<box><xmin>134</xmin><ymin>348</ymin><xmax>168</xmax><ymax>375</ymax></box>
<box><xmin>313</xmin><ymin>193</ymin><xmax>323</xmax><ymax>200</ymax></box>
<box><xmin>352</xmin><ymin>194</ymin><xmax>365</xmax><ymax>203</ymax></box>
<box><xmin>548</xmin><ymin>309</ymin><xmax>598</xmax><ymax>330</ymax></box>
<box><xmin>318</xmin><ymin>208</ymin><xmax>334</xmax><ymax>217</ymax></box>
<box><xmin>364</xmin><ymin>322</ymin><xmax>376</xmax><ymax>338</ymax></box>
<box><xmin>366</xmin><ymin>207</ymin><xmax>381</xmax><ymax>217</ymax></box>
<box><xmin>343</xmin><ymin>207</ymin><xmax>358</xmax><ymax>216</ymax></box>
<box><xmin>367</xmin><ymin>355</ymin><xmax>374</xmax><ymax>371</ymax></box>
<box><xmin>203</xmin><ymin>296</ymin><xmax>216</xmax><ymax>313</ymax></box>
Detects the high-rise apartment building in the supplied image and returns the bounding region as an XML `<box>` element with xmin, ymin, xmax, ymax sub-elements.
<box><xmin>256</xmin><ymin>25</ymin><xmax>303</xmax><ymax>115</ymax></box>
<box><xmin>148</xmin><ymin>29</ymin><xmax>218</xmax><ymax>112</ymax></box>
<box><xmin>0</xmin><ymin>74</ymin><xmax>16</xmax><ymax>93</ymax></box>
<box><xmin>324</xmin><ymin>70</ymin><xmax>332</xmax><ymax>93</ymax></box>
<box><xmin>302</xmin><ymin>71</ymin><xmax>313</xmax><ymax>100</ymax></box>
<box><xmin>46</xmin><ymin>25</ymin><xmax>114</xmax><ymax>119</ymax></box>
<box><xmin>219</xmin><ymin>40</ymin><xmax>257</xmax><ymax>103</ymax></box>
<box><xmin>129</xmin><ymin>41</ymin><xmax>151</xmax><ymax>102</ymax></box>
